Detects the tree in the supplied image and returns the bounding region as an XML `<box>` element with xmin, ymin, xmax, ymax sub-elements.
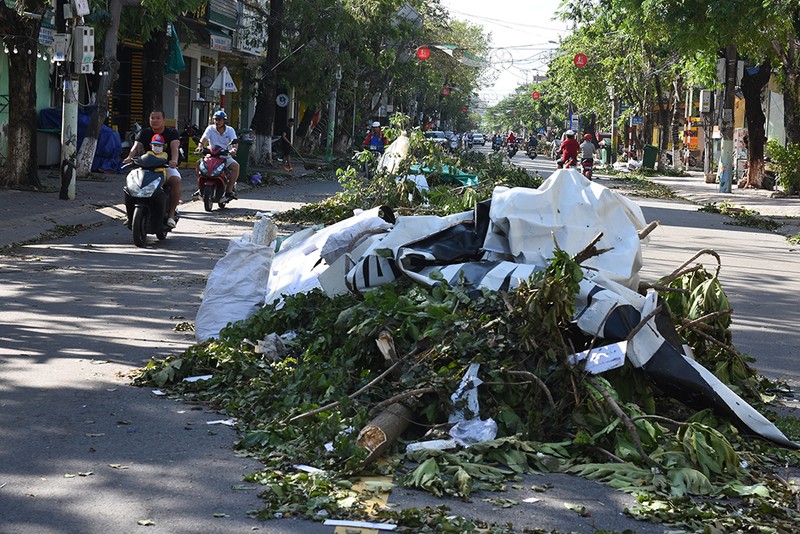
<box><xmin>0</xmin><ymin>0</ymin><xmax>48</xmax><ymax>189</ymax></box>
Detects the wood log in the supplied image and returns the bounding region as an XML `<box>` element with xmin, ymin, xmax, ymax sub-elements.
<box><xmin>357</xmin><ymin>402</ymin><xmax>413</xmax><ymax>466</ymax></box>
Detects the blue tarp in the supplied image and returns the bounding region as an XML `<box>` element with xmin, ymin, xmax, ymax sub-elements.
<box><xmin>38</xmin><ymin>107</ymin><xmax>122</xmax><ymax>173</ymax></box>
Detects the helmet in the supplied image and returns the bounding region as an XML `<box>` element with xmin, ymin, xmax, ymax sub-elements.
<box><xmin>566</xmin><ymin>129</ymin><xmax>575</xmax><ymax>137</ymax></box>
<box><xmin>213</xmin><ymin>110</ymin><xmax>227</xmax><ymax>120</ymax></box>
<box><xmin>584</xmin><ymin>134</ymin><xmax>592</xmax><ymax>140</ymax></box>
<box><xmin>151</xmin><ymin>134</ymin><xmax>165</xmax><ymax>145</ymax></box>
<box><xmin>371</xmin><ymin>121</ymin><xmax>381</xmax><ymax>128</ymax></box>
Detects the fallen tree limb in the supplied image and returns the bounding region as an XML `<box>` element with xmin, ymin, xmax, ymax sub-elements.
<box><xmin>369</xmin><ymin>387</ymin><xmax>436</xmax><ymax>415</ymax></box>
<box><xmin>638</xmin><ymin>220</ymin><xmax>659</xmax><ymax>240</ymax></box>
<box><xmin>677</xmin><ymin>309</ymin><xmax>733</xmax><ymax>333</ymax></box>
<box><xmin>587</xmin><ymin>376</ymin><xmax>661</xmax><ymax>470</ymax></box>
<box><xmin>665</xmin><ymin>249</ymin><xmax>722</xmax><ymax>281</ymax></box>
<box><xmin>506</xmin><ymin>370</ymin><xmax>556</xmax><ymax>409</ymax></box>
<box><xmin>573</xmin><ymin>232</ymin><xmax>613</xmax><ymax>264</ymax></box>
<box><xmin>287</xmin><ymin>348</ymin><xmax>421</xmax><ymax>423</ymax></box>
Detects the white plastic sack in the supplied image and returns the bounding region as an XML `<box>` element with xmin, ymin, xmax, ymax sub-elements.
<box><xmin>196</xmin><ymin>238</ymin><xmax>275</xmax><ymax>342</ymax></box>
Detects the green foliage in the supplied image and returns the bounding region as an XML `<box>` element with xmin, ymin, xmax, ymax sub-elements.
<box><xmin>698</xmin><ymin>201</ymin><xmax>782</xmax><ymax>231</ymax></box>
<box><xmin>766</xmin><ymin>139</ymin><xmax>800</xmax><ymax>193</ymax></box>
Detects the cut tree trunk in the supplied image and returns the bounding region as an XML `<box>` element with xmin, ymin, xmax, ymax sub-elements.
<box><xmin>773</xmin><ymin>31</ymin><xmax>800</xmax><ymax>145</ymax></box>
<box><xmin>250</xmin><ymin>0</ymin><xmax>283</xmax><ymax>137</ymax></box>
<box><xmin>356</xmin><ymin>402</ymin><xmax>413</xmax><ymax>466</ymax></box>
<box><xmin>670</xmin><ymin>73</ymin><xmax>684</xmax><ymax>171</ymax></box>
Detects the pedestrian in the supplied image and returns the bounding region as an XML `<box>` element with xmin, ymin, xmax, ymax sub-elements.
<box><xmin>124</xmin><ymin>110</ymin><xmax>182</xmax><ymax>228</ymax></box>
<box><xmin>280</xmin><ymin>118</ymin><xmax>295</xmax><ymax>172</ymax></box>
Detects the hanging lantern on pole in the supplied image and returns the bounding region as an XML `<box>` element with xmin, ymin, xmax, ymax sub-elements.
<box><xmin>416</xmin><ymin>46</ymin><xmax>431</xmax><ymax>61</ymax></box>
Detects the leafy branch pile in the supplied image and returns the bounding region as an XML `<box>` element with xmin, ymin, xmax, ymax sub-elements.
<box><xmin>136</xmin><ymin>245</ymin><xmax>800</xmax><ymax>531</ymax></box>
<box><xmin>276</xmin><ymin>118</ymin><xmax>541</xmax><ymax>227</ymax></box>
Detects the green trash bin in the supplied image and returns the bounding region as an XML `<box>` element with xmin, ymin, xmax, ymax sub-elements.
<box><xmin>600</xmin><ymin>146</ymin><xmax>610</xmax><ymax>165</ymax></box>
<box><xmin>235</xmin><ymin>138</ymin><xmax>253</xmax><ymax>179</ymax></box>
<box><xmin>642</xmin><ymin>144</ymin><xmax>658</xmax><ymax>169</ymax></box>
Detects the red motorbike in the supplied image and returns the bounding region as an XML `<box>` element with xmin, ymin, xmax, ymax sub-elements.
<box><xmin>197</xmin><ymin>144</ymin><xmax>235</xmax><ymax>212</ymax></box>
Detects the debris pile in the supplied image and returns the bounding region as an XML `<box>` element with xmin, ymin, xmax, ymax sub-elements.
<box><xmin>137</xmin><ymin>166</ymin><xmax>800</xmax><ymax>532</ymax></box>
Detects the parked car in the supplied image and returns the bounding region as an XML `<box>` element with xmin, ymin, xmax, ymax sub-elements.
<box><xmin>424</xmin><ymin>130</ymin><xmax>449</xmax><ymax>148</ymax></box>
<box><xmin>472</xmin><ymin>133</ymin><xmax>485</xmax><ymax>146</ymax></box>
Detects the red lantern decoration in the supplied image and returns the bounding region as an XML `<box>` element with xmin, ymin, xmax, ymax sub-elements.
<box><xmin>573</xmin><ymin>53</ymin><xmax>588</xmax><ymax>68</ymax></box>
<box><xmin>531</xmin><ymin>91</ymin><xmax>541</xmax><ymax>100</ymax></box>
<box><xmin>441</xmin><ymin>86</ymin><xmax>451</xmax><ymax>96</ymax></box>
<box><xmin>416</xmin><ymin>46</ymin><xmax>431</xmax><ymax>61</ymax></box>
<box><xmin>461</xmin><ymin>106</ymin><xmax>467</xmax><ymax>113</ymax></box>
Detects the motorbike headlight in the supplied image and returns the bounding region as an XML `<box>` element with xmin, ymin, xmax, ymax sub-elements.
<box><xmin>209</xmin><ymin>165</ymin><xmax>224</xmax><ymax>177</ymax></box>
<box><xmin>126</xmin><ymin>171</ymin><xmax>162</xmax><ymax>197</ymax></box>
<box><xmin>198</xmin><ymin>161</ymin><xmax>208</xmax><ymax>174</ymax></box>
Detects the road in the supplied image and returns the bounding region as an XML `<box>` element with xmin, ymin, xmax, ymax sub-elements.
<box><xmin>1</xmin><ymin>151</ymin><xmax>798</xmax><ymax>533</ymax></box>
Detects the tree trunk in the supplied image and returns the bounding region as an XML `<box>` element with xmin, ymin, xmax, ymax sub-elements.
<box><xmin>251</xmin><ymin>0</ymin><xmax>283</xmax><ymax>137</ymax></box>
<box><xmin>740</xmin><ymin>60</ymin><xmax>772</xmax><ymax>189</ymax></box>
<box><xmin>76</xmin><ymin>0</ymin><xmax>135</xmax><ymax>178</ymax></box>
<box><xmin>0</xmin><ymin>2</ymin><xmax>45</xmax><ymax>189</ymax></box>
<box><xmin>142</xmin><ymin>28</ymin><xmax>169</xmax><ymax>113</ymax></box>
<box><xmin>653</xmin><ymin>72</ymin><xmax>670</xmax><ymax>171</ymax></box>
<box><xmin>670</xmin><ymin>73</ymin><xmax>684</xmax><ymax>171</ymax></box>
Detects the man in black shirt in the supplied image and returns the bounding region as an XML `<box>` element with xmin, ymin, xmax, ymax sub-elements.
<box><xmin>124</xmin><ymin>110</ymin><xmax>182</xmax><ymax>228</ymax></box>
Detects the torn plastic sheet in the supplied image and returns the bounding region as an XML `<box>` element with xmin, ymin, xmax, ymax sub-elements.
<box><xmin>264</xmin><ymin>206</ymin><xmax>393</xmax><ymax>305</ymax></box>
<box><xmin>568</xmin><ymin>341</ymin><xmax>627</xmax><ymax>375</ymax></box>
<box><xmin>574</xmin><ymin>281</ymin><xmax>799</xmax><ymax>449</ymax></box>
<box><xmin>449</xmin><ymin>363</ymin><xmax>483</xmax><ymax>423</ymax></box>
<box><xmin>484</xmin><ymin>171</ymin><xmax>647</xmax><ymax>290</ymax></box>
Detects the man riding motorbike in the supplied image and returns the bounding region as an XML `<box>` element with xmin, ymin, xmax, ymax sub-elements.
<box><xmin>195</xmin><ymin>110</ymin><xmax>240</xmax><ymax>200</ymax></box>
<box><xmin>362</xmin><ymin>121</ymin><xmax>388</xmax><ymax>154</ymax></box>
<box><xmin>557</xmin><ymin>130</ymin><xmax>580</xmax><ymax>168</ymax></box>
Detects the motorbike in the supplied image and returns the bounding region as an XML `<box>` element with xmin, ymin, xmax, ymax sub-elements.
<box><xmin>556</xmin><ymin>154</ymin><xmax>577</xmax><ymax>169</ymax></box>
<box><xmin>580</xmin><ymin>157</ymin><xmax>594</xmax><ymax>179</ymax></box>
<box><xmin>123</xmin><ymin>154</ymin><xmax>177</xmax><ymax>248</ymax></box>
<box><xmin>492</xmin><ymin>138</ymin><xmax>502</xmax><ymax>152</ymax></box>
<box><xmin>197</xmin><ymin>144</ymin><xmax>236</xmax><ymax>212</ymax></box>
<box><xmin>526</xmin><ymin>144</ymin><xmax>538</xmax><ymax>160</ymax></box>
<box><xmin>506</xmin><ymin>141</ymin><xmax>518</xmax><ymax>158</ymax></box>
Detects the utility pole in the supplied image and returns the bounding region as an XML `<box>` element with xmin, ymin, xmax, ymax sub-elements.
<box><xmin>57</xmin><ymin>0</ymin><xmax>91</xmax><ymax>200</ymax></box>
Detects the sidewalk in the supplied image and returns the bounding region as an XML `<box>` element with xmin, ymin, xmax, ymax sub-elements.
<box><xmin>0</xmin><ymin>164</ymin><xmax>294</xmax><ymax>250</ymax></box>
<box><xmin>2</xmin><ymin>166</ymin><xmax>800</xmax><ymax>250</ymax></box>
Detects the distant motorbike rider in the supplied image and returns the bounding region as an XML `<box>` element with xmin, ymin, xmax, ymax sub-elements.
<box><xmin>527</xmin><ymin>133</ymin><xmax>539</xmax><ymax>151</ymax></box>
<box><xmin>362</xmin><ymin>121</ymin><xmax>388</xmax><ymax>154</ymax></box>
<box><xmin>196</xmin><ymin>110</ymin><xmax>239</xmax><ymax>200</ymax></box>
<box><xmin>506</xmin><ymin>131</ymin><xmax>518</xmax><ymax>147</ymax></box>
<box><xmin>558</xmin><ymin>130</ymin><xmax>580</xmax><ymax>168</ymax></box>
<box><xmin>580</xmin><ymin>134</ymin><xmax>596</xmax><ymax>161</ymax></box>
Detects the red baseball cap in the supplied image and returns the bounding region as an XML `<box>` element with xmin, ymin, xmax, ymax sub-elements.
<box><xmin>151</xmin><ymin>134</ymin><xmax>165</xmax><ymax>145</ymax></box>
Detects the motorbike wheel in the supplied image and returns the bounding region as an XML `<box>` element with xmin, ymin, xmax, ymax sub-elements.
<box><xmin>156</xmin><ymin>227</ymin><xmax>168</xmax><ymax>241</ymax></box>
<box><xmin>132</xmin><ymin>207</ymin><xmax>147</xmax><ymax>248</ymax></box>
<box><xmin>203</xmin><ymin>184</ymin><xmax>214</xmax><ymax>212</ymax></box>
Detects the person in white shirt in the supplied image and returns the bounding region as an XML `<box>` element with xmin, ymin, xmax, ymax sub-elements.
<box><xmin>196</xmin><ymin>110</ymin><xmax>240</xmax><ymax>199</ymax></box>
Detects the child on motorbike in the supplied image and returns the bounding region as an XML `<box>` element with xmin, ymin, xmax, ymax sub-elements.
<box><xmin>146</xmin><ymin>134</ymin><xmax>169</xmax><ymax>162</ymax></box>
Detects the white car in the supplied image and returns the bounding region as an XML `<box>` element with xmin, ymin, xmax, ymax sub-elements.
<box><xmin>472</xmin><ymin>133</ymin><xmax>485</xmax><ymax>146</ymax></box>
<box><xmin>424</xmin><ymin>131</ymin><xmax>449</xmax><ymax>148</ymax></box>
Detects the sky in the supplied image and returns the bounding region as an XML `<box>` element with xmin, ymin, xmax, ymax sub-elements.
<box><xmin>438</xmin><ymin>0</ymin><xmax>571</xmax><ymax>107</ymax></box>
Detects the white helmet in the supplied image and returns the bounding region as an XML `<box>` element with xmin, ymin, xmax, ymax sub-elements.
<box><xmin>372</xmin><ymin>121</ymin><xmax>381</xmax><ymax>127</ymax></box>
<box><xmin>566</xmin><ymin>129</ymin><xmax>575</xmax><ymax>137</ymax></box>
